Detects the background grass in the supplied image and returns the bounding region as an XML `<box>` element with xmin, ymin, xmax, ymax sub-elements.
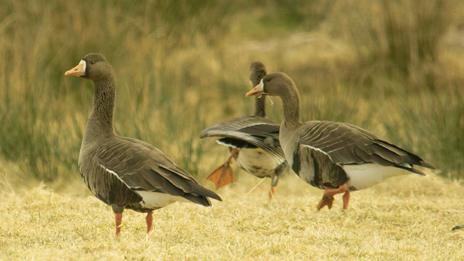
<box><xmin>1</xmin><ymin>0</ymin><xmax>463</xmax><ymax>186</ymax></box>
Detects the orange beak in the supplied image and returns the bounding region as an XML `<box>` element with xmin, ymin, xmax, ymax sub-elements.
<box><xmin>245</xmin><ymin>79</ymin><xmax>264</xmax><ymax>96</ymax></box>
<box><xmin>64</xmin><ymin>60</ymin><xmax>86</xmax><ymax>77</ymax></box>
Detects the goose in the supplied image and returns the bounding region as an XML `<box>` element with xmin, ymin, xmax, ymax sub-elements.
<box><xmin>246</xmin><ymin>72</ymin><xmax>434</xmax><ymax>210</ymax></box>
<box><xmin>200</xmin><ymin>62</ymin><xmax>287</xmax><ymax>199</ymax></box>
<box><xmin>64</xmin><ymin>53</ymin><xmax>221</xmax><ymax>236</ymax></box>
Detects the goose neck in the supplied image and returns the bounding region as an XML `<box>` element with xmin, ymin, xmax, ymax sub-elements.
<box><xmin>281</xmin><ymin>89</ymin><xmax>301</xmax><ymax>128</ymax></box>
<box><xmin>254</xmin><ymin>96</ymin><xmax>266</xmax><ymax>117</ymax></box>
<box><xmin>89</xmin><ymin>77</ymin><xmax>115</xmax><ymax>136</ymax></box>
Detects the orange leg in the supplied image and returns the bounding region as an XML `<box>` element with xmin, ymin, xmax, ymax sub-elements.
<box><xmin>115</xmin><ymin>212</ymin><xmax>123</xmax><ymax>236</ymax></box>
<box><xmin>228</xmin><ymin>147</ymin><xmax>239</xmax><ymax>159</ymax></box>
<box><xmin>268</xmin><ymin>186</ymin><xmax>277</xmax><ymax>200</ymax></box>
<box><xmin>317</xmin><ymin>183</ymin><xmax>350</xmax><ymax>211</ymax></box>
<box><xmin>342</xmin><ymin>191</ymin><xmax>350</xmax><ymax>210</ymax></box>
<box><xmin>146</xmin><ymin>211</ymin><xmax>154</xmax><ymax>234</ymax></box>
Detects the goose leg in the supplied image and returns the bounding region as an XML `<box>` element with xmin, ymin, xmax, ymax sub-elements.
<box><xmin>112</xmin><ymin>205</ymin><xmax>124</xmax><ymax>237</ymax></box>
<box><xmin>342</xmin><ymin>191</ymin><xmax>350</xmax><ymax>210</ymax></box>
<box><xmin>114</xmin><ymin>212</ymin><xmax>123</xmax><ymax>236</ymax></box>
<box><xmin>268</xmin><ymin>186</ymin><xmax>277</xmax><ymax>200</ymax></box>
<box><xmin>206</xmin><ymin>148</ymin><xmax>239</xmax><ymax>189</ymax></box>
<box><xmin>317</xmin><ymin>194</ymin><xmax>334</xmax><ymax>210</ymax></box>
<box><xmin>146</xmin><ymin>211</ymin><xmax>154</xmax><ymax>234</ymax></box>
<box><xmin>317</xmin><ymin>183</ymin><xmax>350</xmax><ymax>210</ymax></box>
<box><xmin>268</xmin><ymin>162</ymin><xmax>286</xmax><ymax>200</ymax></box>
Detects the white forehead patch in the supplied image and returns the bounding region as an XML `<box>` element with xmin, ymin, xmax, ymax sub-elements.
<box><xmin>257</xmin><ymin>78</ymin><xmax>264</xmax><ymax>91</ymax></box>
<box><xmin>79</xmin><ymin>60</ymin><xmax>86</xmax><ymax>72</ymax></box>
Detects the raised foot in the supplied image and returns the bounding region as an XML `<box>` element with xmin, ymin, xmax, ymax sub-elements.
<box><xmin>206</xmin><ymin>163</ymin><xmax>234</xmax><ymax>189</ymax></box>
<box><xmin>206</xmin><ymin>150</ymin><xmax>238</xmax><ymax>189</ymax></box>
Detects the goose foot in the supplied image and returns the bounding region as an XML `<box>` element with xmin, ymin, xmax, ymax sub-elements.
<box><xmin>206</xmin><ymin>149</ymin><xmax>239</xmax><ymax>189</ymax></box>
<box><xmin>317</xmin><ymin>183</ymin><xmax>350</xmax><ymax>210</ymax></box>
<box><xmin>317</xmin><ymin>194</ymin><xmax>334</xmax><ymax>210</ymax></box>
<box><xmin>114</xmin><ymin>212</ymin><xmax>123</xmax><ymax>237</ymax></box>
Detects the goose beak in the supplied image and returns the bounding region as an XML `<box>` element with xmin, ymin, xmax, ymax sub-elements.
<box><xmin>245</xmin><ymin>79</ymin><xmax>264</xmax><ymax>96</ymax></box>
<box><xmin>64</xmin><ymin>60</ymin><xmax>86</xmax><ymax>77</ymax></box>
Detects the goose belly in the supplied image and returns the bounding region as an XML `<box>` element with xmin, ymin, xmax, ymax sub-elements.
<box><xmin>343</xmin><ymin>164</ymin><xmax>409</xmax><ymax>190</ymax></box>
<box><xmin>136</xmin><ymin>191</ymin><xmax>185</xmax><ymax>209</ymax></box>
<box><xmin>236</xmin><ymin>148</ymin><xmax>280</xmax><ymax>178</ymax></box>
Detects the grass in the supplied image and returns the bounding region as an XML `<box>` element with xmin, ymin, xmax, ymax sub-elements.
<box><xmin>1</xmin><ymin>174</ymin><xmax>464</xmax><ymax>260</ymax></box>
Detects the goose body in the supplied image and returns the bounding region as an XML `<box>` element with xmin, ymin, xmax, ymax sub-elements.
<box><xmin>79</xmin><ymin>136</ymin><xmax>217</xmax><ymax>212</ymax></box>
<box><xmin>201</xmin><ymin>62</ymin><xmax>287</xmax><ymax>197</ymax></box>
<box><xmin>247</xmin><ymin>72</ymin><xmax>433</xmax><ymax>209</ymax></box>
<box><xmin>280</xmin><ymin>120</ymin><xmax>431</xmax><ymax>191</ymax></box>
<box><xmin>201</xmin><ymin>115</ymin><xmax>286</xmax><ymax>180</ymax></box>
<box><xmin>66</xmin><ymin>53</ymin><xmax>221</xmax><ymax>236</ymax></box>
<box><xmin>236</xmin><ymin>148</ymin><xmax>280</xmax><ymax>178</ymax></box>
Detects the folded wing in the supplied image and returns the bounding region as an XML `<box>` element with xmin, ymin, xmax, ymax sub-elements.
<box><xmin>95</xmin><ymin>137</ymin><xmax>221</xmax><ymax>207</ymax></box>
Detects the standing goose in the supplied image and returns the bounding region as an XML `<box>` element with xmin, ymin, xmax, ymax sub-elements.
<box><xmin>64</xmin><ymin>53</ymin><xmax>221</xmax><ymax>236</ymax></box>
<box><xmin>200</xmin><ymin>62</ymin><xmax>287</xmax><ymax>199</ymax></box>
<box><xmin>246</xmin><ymin>72</ymin><xmax>434</xmax><ymax>209</ymax></box>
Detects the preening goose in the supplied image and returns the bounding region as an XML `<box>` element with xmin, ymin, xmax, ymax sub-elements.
<box><xmin>64</xmin><ymin>53</ymin><xmax>221</xmax><ymax>236</ymax></box>
<box><xmin>246</xmin><ymin>72</ymin><xmax>433</xmax><ymax>210</ymax></box>
<box><xmin>201</xmin><ymin>62</ymin><xmax>287</xmax><ymax>199</ymax></box>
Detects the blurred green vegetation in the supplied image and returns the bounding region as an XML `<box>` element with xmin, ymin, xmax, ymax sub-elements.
<box><xmin>0</xmin><ymin>0</ymin><xmax>463</xmax><ymax>188</ymax></box>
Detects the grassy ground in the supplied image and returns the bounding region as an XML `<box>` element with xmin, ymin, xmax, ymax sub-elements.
<box><xmin>1</xmin><ymin>174</ymin><xmax>463</xmax><ymax>260</ymax></box>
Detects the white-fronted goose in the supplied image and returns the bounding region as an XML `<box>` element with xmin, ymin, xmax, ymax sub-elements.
<box><xmin>201</xmin><ymin>62</ymin><xmax>287</xmax><ymax>199</ymax></box>
<box><xmin>246</xmin><ymin>72</ymin><xmax>434</xmax><ymax>210</ymax></box>
<box><xmin>64</xmin><ymin>53</ymin><xmax>221</xmax><ymax>236</ymax></box>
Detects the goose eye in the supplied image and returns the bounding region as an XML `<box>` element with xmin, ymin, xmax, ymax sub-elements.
<box><xmin>89</xmin><ymin>60</ymin><xmax>96</xmax><ymax>65</ymax></box>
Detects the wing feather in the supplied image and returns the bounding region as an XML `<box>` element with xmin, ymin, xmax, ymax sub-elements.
<box><xmin>95</xmin><ymin>137</ymin><xmax>221</xmax><ymax>206</ymax></box>
<box><xmin>201</xmin><ymin>116</ymin><xmax>285</xmax><ymax>163</ymax></box>
<box><xmin>298</xmin><ymin>121</ymin><xmax>433</xmax><ymax>170</ymax></box>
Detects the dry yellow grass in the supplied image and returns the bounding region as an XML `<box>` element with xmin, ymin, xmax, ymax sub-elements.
<box><xmin>1</xmin><ymin>174</ymin><xmax>463</xmax><ymax>260</ymax></box>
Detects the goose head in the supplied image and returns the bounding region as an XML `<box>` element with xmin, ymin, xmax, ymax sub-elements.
<box><xmin>64</xmin><ymin>53</ymin><xmax>112</xmax><ymax>80</ymax></box>
<box><xmin>249</xmin><ymin>61</ymin><xmax>267</xmax><ymax>86</ymax></box>
<box><xmin>245</xmin><ymin>72</ymin><xmax>296</xmax><ymax>98</ymax></box>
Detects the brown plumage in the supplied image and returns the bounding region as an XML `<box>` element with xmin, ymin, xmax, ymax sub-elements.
<box><xmin>65</xmin><ymin>53</ymin><xmax>221</xmax><ymax>236</ymax></box>
<box><xmin>246</xmin><ymin>72</ymin><xmax>433</xmax><ymax>210</ymax></box>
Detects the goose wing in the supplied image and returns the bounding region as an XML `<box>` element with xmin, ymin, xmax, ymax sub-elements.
<box><xmin>292</xmin><ymin>144</ymin><xmax>349</xmax><ymax>189</ymax></box>
<box><xmin>200</xmin><ymin>116</ymin><xmax>284</xmax><ymax>160</ymax></box>
<box><xmin>95</xmin><ymin>136</ymin><xmax>221</xmax><ymax>206</ymax></box>
<box><xmin>297</xmin><ymin>121</ymin><xmax>433</xmax><ymax>174</ymax></box>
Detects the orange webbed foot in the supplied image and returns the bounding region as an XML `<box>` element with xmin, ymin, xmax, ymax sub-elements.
<box><xmin>206</xmin><ymin>163</ymin><xmax>235</xmax><ymax>189</ymax></box>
